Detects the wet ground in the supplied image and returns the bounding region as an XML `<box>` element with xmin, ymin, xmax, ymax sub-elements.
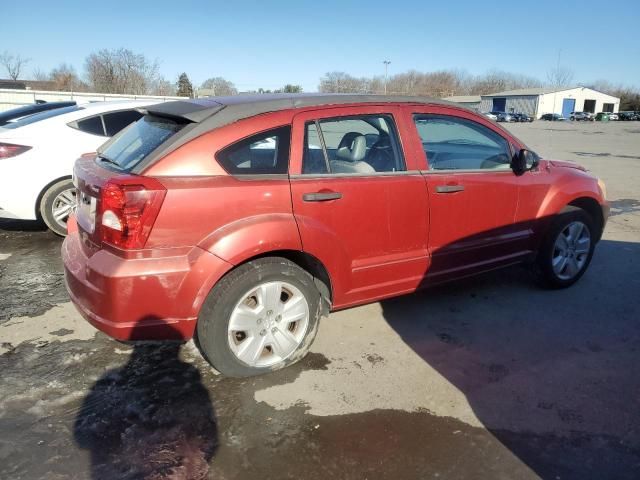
<box><xmin>1</xmin><ymin>121</ymin><xmax>640</xmax><ymax>479</ymax></box>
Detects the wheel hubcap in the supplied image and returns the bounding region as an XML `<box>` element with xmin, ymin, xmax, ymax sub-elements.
<box><xmin>552</xmin><ymin>221</ymin><xmax>591</xmax><ymax>280</ymax></box>
<box><xmin>52</xmin><ymin>188</ymin><xmax>77</xmax><ymax>229</ymax></box>
<box><xmin>227</xmin><ymin>281</ymin><xmax>310</xmax><ymax>368</ymax></box>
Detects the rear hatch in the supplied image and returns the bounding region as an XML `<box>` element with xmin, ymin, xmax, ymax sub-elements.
<box><xmin>73</xmin><ymin>114</ymin><xmax>186</xmax><ymax>255</ymax></box>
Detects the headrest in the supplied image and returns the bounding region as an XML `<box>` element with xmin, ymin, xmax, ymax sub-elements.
<box><xmin>336</xmin><ymin>133</ymin><xmax>367</xmax><ymax>162</ymax></box>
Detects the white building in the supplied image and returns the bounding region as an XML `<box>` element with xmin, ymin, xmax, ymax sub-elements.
<box><xmin>479</xmin><ymin>87</ymin><xmax>620</xmax><ymax>119</ymax></box>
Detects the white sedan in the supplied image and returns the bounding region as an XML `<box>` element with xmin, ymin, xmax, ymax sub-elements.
<box><xmin>0</xmin><ymin>100</ymin><xmax>159</xmax><ymax>235</ymax></box>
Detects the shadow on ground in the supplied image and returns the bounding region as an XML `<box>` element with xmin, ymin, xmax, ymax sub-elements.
<box><xmin>73</xmin><ymin>325</ymin><xmax>218</xmax><ymax>480</ymax></box>
<box><xmin>381</xmin><ymin>238</ymin><xmax>640</xmax><ymax>479</ymax></box>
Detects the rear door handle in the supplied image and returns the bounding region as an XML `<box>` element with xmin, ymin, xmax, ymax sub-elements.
<box><xmin>435</xmin><ymin>185</ymin><xmax>465</xmax><ymax>193</ymax></box>
<box><xmin>303</xmin><ymin>192</ymin><xmax>342</xmax><ymax>202</ymax></box>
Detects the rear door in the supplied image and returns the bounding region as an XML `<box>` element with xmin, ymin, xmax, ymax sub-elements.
<box><xmin>406</xmin><ymin>106</ymin><xmax>532</xmax><ymax>280</ymax></box>
<box><xmin>289</xmin><ymin>105</ymin><xmax>429</xmax><ymax>308</ymax></box>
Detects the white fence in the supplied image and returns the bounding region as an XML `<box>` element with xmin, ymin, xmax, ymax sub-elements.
<box><xmin>0</xmin><ymin>88</ymin><xmax>185</xmax><ymax>112</ymax></box>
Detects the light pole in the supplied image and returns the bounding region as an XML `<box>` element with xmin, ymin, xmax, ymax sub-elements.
<box><xmin>383</xmin><ymin>60</ymin><xmax>391</xmax><ymax>95</ymax></box>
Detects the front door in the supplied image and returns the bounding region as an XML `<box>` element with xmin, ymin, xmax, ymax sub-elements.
<box><xmin>289</xmin><ymin>106</ymin><xmax>429</xmax><ymax>308</ymax></box>
<box><xmin>409</xmin><ymin>109</ymin><xmax>531</xmax><ymax>281</ymax></box>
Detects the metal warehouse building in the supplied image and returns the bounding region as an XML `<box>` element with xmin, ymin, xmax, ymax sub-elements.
<box><xmin>442</xmin><ymin>95</ymin><xmax>481</xmax><ymax>110</ymax></box>
<box><xmin>480</xmin><ymin>87</ymin><xmax>620</xmax><ymax>119</ymax></box>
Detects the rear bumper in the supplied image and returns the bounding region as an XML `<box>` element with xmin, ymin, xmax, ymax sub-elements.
<box><xmin>62</xmin><ymin>232</ymin><xmax>233</xmax><ymax>341</ymax></box>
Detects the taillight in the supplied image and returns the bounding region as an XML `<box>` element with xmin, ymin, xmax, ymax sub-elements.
<box><xmin>98</xmin><ymin>177</ymin><xmax>166</xmax><ymax>249</ymax></box>
<box><xmin>0</xmin><ymin>142</ymin><xmax>31</xmax><ymax>159</ymax></box>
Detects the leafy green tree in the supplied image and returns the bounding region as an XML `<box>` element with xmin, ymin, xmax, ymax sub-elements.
<box><xmin>176</xmin><ymin>73</ymin><xmax>194</xmax><ymax>98</ymax></box>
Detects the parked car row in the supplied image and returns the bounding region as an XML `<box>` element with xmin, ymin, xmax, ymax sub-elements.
<box><xmin>484</xmin><ymin>111</ymin><xmax>534</xmax><ymax>122</ymax></box>
<box><xmin>618</xmin><ymin>111</ymin><xmax>640</xmax><ymax>121</ymax></box>
<box><xmin>0</xmin><ymin>100</ymin><xmax>156</xmax><ymax>235</ymax></box>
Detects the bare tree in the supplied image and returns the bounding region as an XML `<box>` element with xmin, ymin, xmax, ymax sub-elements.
<box><xmin>0</xmin><ymin>51</ymin><xmax>30</xmax><ymax>81</ymax></box>
<box><xmin>200</xmin><ymin>77</ymin><xmax>238</xmax><ymax>96</ymax></box>
<box><xmin>319</xmin><ymin>72</ymin><xmax>369</xmax><ymax>93</ymax></box>
<box><xmin>547</xmin><ymin>65</ymin><xmax>574</xmax><ymax>88</ymax></box>
<box><xmin>150</xmin><ymin>77</ymin><xmax>176</xmax><ymax>96</ymax></box>
<box><xmin>32</xmin><ymin>68</ymin><xmax>49</xmax><ymax>82</ymax></box>
<box><xmin>49</xmin><ymin>63</ymin><xmax>87</xmax><ymax>91</ymax></box>
<box><xmin>84</xmin><ymin>48</ymin><xmax>159</xmax><ymax>95</ymax></box>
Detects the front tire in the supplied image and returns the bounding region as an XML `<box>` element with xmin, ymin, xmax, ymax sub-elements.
<box><xmin>40</xmin><ymin>178</ymin><xmax>76</xmax><ymax>237</ymax></box>
<box><xmin>536</xmin><ymin>208</ymin><xmax>595</xmax><ymax>289</ymax></box>
<box><xmin>196</xmin><ymin>257</ymin><xmax>322</xmax><ymax>377</ymax></box>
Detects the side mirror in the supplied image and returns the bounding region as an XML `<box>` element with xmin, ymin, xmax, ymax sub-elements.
<box><xmin>512</xmin><ymin>149</ymin><xmax>538</xmax><ymax>175</ymax></box>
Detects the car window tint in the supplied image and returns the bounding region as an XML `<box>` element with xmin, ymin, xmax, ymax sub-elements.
<box><xmin>103</xmin><ymin>110</ymin><xmax>144</xmax><ymax>136</ymax></box>
<box><xmin>302</xmin><ymin>114</ymin><xmax>405</xmax><ymax>174</ymax></box>
<box><xmin>98</xmin><ymin>114</ymin><xmax>184</xmax><ymax>171</ymax></box>
<box><xmin>75</xmin><ymin>115</ymin><xmax>106</xmax><ymax>136</ymax></box>
<box><xmin>414</xmin><ymin>114</ymin><xmax>511</xmax><ymax>171</ymax></box>
<box><xmin>216</xmin><ymin>126</ymin><xmax>291</xmax><ymax>175</ymax></box>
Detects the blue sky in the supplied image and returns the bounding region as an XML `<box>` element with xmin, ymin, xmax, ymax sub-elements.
<box><xmin>4</xmin><ymin>0</ymin><xmax>639</xmax><ymax>91</ymax></box>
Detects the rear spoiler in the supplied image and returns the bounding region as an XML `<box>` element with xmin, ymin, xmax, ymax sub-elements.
<box><xmin>137</xmin><ymin>99</ymin><xmax>225</xmax><ymax>123</ymax></box>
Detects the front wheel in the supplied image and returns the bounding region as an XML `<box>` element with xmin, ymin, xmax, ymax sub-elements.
<box><xmin>196</xmin><ymin>257</ymin><xmax>322</xmax><ymax>377</ymax></box>
<box><xmin>40</xmin><ymin>178</ymin><xmax>76</xmax><ymax>236</ymax></box>
<box><xmin>535</xmin><ymin>208</ymin><xmax>595</xmax><ymax>288</ymax></box>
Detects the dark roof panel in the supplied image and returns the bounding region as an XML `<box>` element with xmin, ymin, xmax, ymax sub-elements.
<box><xmin>149</xmin><ymin>93</ymin><xmax>456</xmax><ymax>128</ymax></box>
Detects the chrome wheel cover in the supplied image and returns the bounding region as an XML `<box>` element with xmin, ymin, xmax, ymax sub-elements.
<box><xmin>552</xmin><ymin>221</ymin><xmax>591</xmax><ymax>280</ymax></box>
<box><xmin>227</xmin><ymin>281</ymin><xmax>310</xmax><ymax>368</ymax></box>
<box><xmin>52</xmin><ymin>187</ymin><xmax>77</xmax><ymax>229</ymax></box>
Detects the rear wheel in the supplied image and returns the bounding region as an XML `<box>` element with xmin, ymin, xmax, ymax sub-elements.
<box><xmin>196</xmin><ymin>257</ymin><xmax>322</xmax><ymax>377</ymax></box>
<box><xmin>40</xmin><ymin>178</ymin><xmax>76</xmax><ymax>236</ymax></box>
<box><xmin>536</xmin><ymin>208</ymin><xmax>595</xmax><ymax>288</ymax></box>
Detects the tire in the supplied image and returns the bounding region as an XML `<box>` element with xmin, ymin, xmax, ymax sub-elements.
<box><xmin>40</xmin><ymin>178</ymin><xmax>76</xmax><ymax>237</ymax></box>
<box><xmin>196</xmin><ymin>257</ymin><xmax>322</xmax><ymax>377</ymax></box>
<box><xmin>535</xmin><ymin>207</ymin><xmax>596</xmax><ymax>289</ymax></box>
<box><xmin>570</xmin><ymin>116</ymin><xmax>575</xmax><ymax>121</ymax></box>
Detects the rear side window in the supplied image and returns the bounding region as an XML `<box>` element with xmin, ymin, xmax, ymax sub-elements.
<box><xmin>216</xmin><ymin>126</ymin><xmax>291</xmax><ymax>175</ymax></box>
<box><xmin>75</xmin><ymin>115</ymin><xmax>106</xmax><ymax>136</ymax></box>
<box><xmin>103</xmin><ymin>110</ymin><xmax>144</xmax><ymax>136</ymax></box>
<box><xmin>98</xmin><ymin>115</ymin><xmax>184</xmax><ymax>171</ymax></box>
<box><xmin>302</xmin><ymin>114</ymin><xmax>405</xmax><ymax>174</ymax></box>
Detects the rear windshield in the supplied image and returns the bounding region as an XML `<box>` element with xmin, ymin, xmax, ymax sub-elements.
<box><xmin>97</xmin><ymin>114</ymin><xmax>184</xmax><ymax>171</ymax></box>
<box><xmin>2</xmin><ymin>105</ymin><xmax>83</xmax><ymax>129</ymax></box>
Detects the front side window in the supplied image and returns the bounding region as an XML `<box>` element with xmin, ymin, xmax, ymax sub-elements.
<box><xmin>216</xmin><ymin>126</ymin><xmax>291</xmax><ymax>175</ymax></box>
<box><xmin>415</xmin><ymin>114</ymin><xmax>512</xmax><ymax>171</ymax></box>
<box><xmin>302</xmin><ymin>114</ymin><xmax>405</xmax><ymax>174</ymax></box>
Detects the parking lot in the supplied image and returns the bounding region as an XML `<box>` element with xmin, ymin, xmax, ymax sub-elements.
<box><xmin>1</xmin><ymin>120</ymin><xmax>639</xmax><ymax>479</ymax></box>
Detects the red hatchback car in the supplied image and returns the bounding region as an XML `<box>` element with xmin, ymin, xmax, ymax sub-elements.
<box><xmin>63</xmin><ymin>94</ymin><xmax>608</xmax><ymax>377</ymax></box>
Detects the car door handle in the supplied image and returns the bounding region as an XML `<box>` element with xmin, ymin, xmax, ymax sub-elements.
<box><xmin>435</xmin><ymin>185</ymin><xmax>465</xmax><ymax>193</ymax></box>
<box><xmin>303</xmin><ymin>192</ymin><xmax>343</xmax><ymax>202</ymax></box>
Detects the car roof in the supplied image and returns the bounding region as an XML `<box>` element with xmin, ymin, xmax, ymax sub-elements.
<box><xmin>143</xmin><ymin>93</ymin><xmax>456</xmax><ymax>125</ymax></box>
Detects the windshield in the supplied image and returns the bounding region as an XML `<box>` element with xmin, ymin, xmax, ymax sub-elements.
<box><xmin>97</xmin><ymin>114</ymin><xmax>184</xmax><ymax>171</ymax></box>
<box><xmin>2</xmin><ymin>105</ymin><xmax>83</xmax><ymax>129</ymax></box>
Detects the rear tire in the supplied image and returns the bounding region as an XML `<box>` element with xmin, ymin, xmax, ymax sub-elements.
<box><xmin>196</xmin><ymin>257</ymin><xmax>322</xmax><ymax>377</ymax></box>
<box><xmin>40</xmin><ymin>178</ymin><xmax>76</xmax><ymax>237</ymax></box>
<box><xmin>535</xmin><ymin>208</ymin><xmax>595</xmax><ymax>289</ymax></box>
